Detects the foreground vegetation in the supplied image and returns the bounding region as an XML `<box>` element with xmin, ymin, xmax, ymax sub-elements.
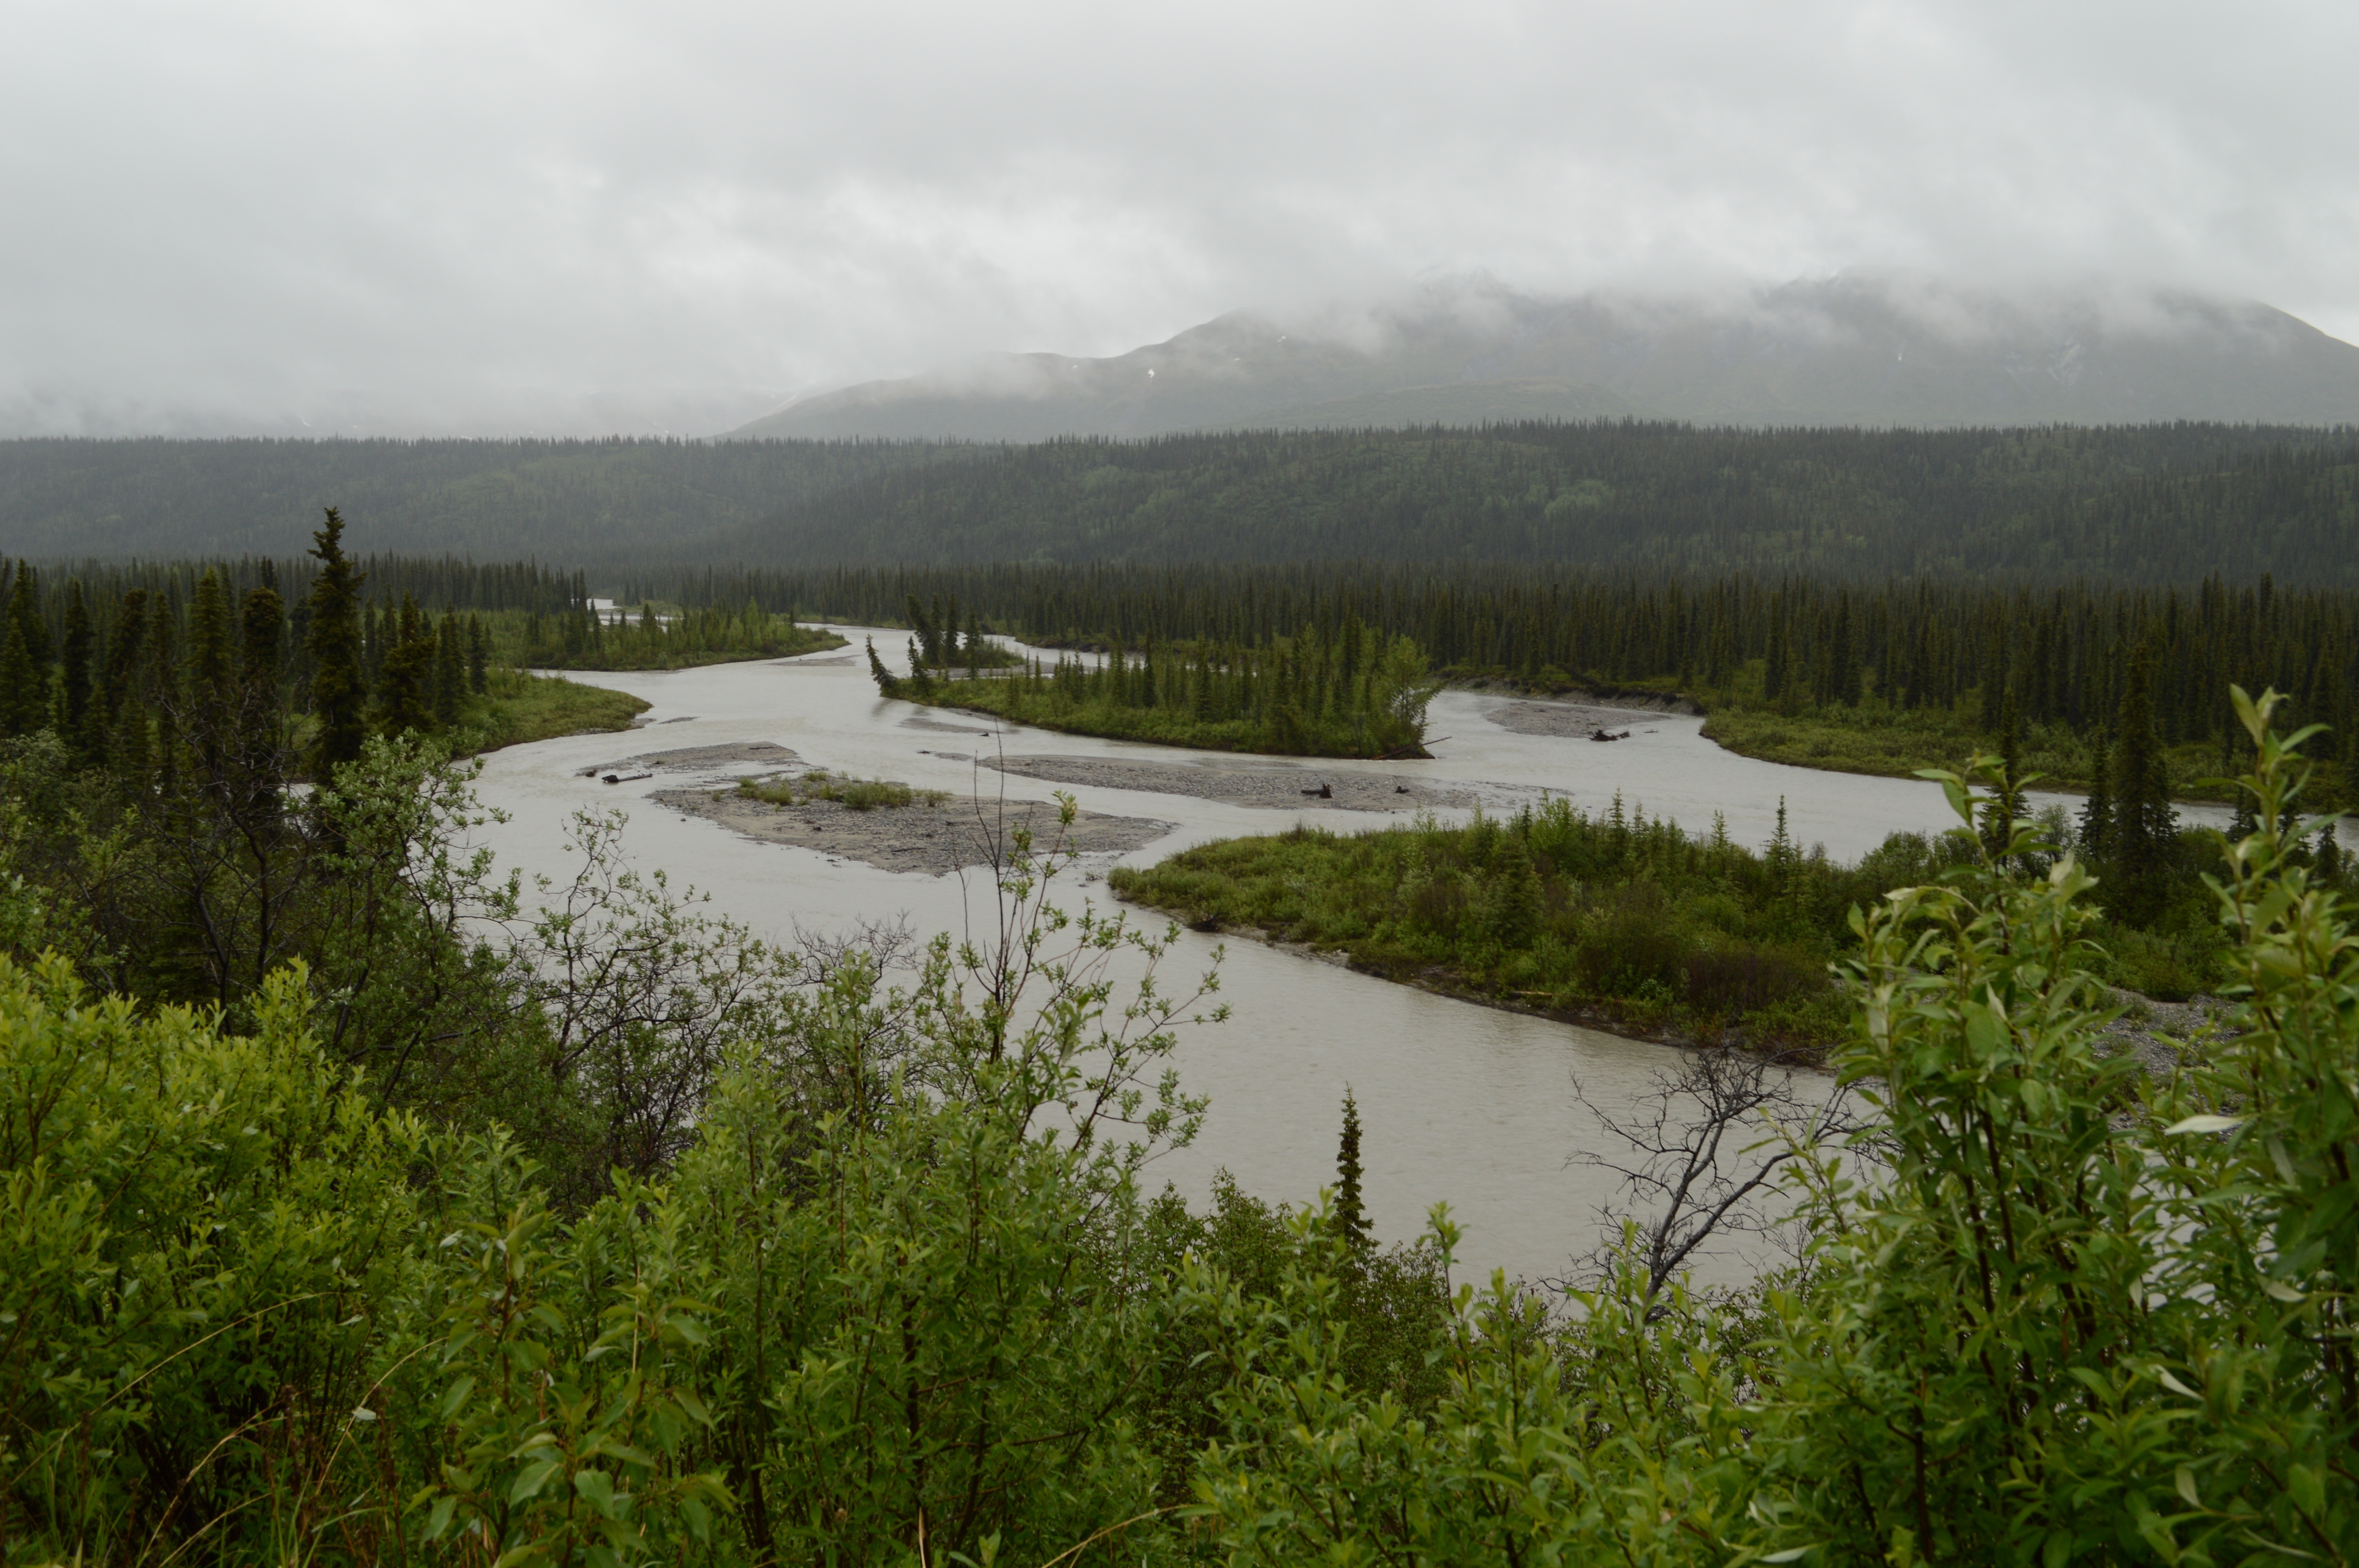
<box><xmin>5</xmin><ymin>691</ymin><xmax>2359</xmax><ymax>1563</ymax></box>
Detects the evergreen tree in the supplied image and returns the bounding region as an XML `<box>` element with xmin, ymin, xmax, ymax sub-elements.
<box><xmin>187</xmin><ymin>570</ymin><xmax>237</xmax><ymax>773</ymax></box>
<box><xmin>466</xmin><ymin>615</ymin><xmax>490</xmax><ymax>695</ymax></box>
<box><xmin>240</xmin><ymin>588</ymin><xmax>285</xmax><ymax>690</ymax></box>
<box><xmin>7</xmin><ymin>562</ymin><xmax>51</xmax><ymax>669</ymax></box>
<box><xmin>59</xmin><ymin>582</ymin><xmax>94</xmax><ymax>751</ymax></box>
<box><xmin>433</xmin><ymin>610</ymin><xmax>464</xmax><ymax>726</ymax></box>
<box><xmin>375</xmin><ymin>593</ymin><xmax>434</xmax><ymax>736</ymax></box>
<box><xmin>2077</xmin><ymin>740</ymin><xmax>2112</xmax><ymax>860</ymax></box>
<box><xmin>304</xmin><ymin>507</ymin><xmax>369</xmax><ymax>774</ymax></box>
<box><xmin>2109</xmin><ymin>643</ymin><xmax>2177</xmax><ymax>924</ymax></box>
<box><xmin>0</xmin><ymin>620</ymin><xmax>34</xmax><ymax>739</ymax></box>
<box><xmin>1830</xmin><ymin>593</ymin><xmax>1862</xmax><ymax>706</ymax></box>
<box><xmin>866</xmin><ymin>637</ymin><xmax>901</xmax><ymax>697</ymax></box>
<box><xmin>1332</xmin><ymin>1088</ymin><xmax>1369</xmax><ymax>1252</ymax></box>
<box><xmin>1984</xmin><ymin>685</ymin><xmax>2024</xmax><ymax>855</ymax></box>
<box><xmin>147</xmin><ymin>593</ymin><xmax>181</xmax><ymax>796</ymax></box>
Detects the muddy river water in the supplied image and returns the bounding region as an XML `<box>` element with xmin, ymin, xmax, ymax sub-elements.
<box><xmin>471</xmin><ymin>629</ymin><xmax>2296</xmax><ymax>1286</ymax></box>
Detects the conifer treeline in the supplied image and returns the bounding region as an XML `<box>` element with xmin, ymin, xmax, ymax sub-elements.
<box><xmin>671</xmin><ymin>561</ymin><xmax>2359</xmax><ymax>762</ymax></box>
<box><xmin>11</xmin><ymin>550</ymin><xmax>2356</xmax><ymax>770</ymax></box>
<box><xmin>9</xmin><ymin>422</ymin><xmax>2358</xmax><ymax>578</ymax></box>
<box><xmin>876</xmin><ymin>604</ymin><xmax>1438</xmax><ymax>758</ymax></box>
<box><xmin>0</xmin><ymin>534</ymin><xmax>505</xmax><ymax>766</ymax></box>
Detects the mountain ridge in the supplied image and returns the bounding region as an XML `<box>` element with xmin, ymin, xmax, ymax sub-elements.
<box><xmin>723</xmin><ymin>279</ymin><xmax>2359</xmax><ymax>440</ymax></box>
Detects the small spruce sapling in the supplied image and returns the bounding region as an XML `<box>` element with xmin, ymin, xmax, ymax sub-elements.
<box><xmin>1333</xmin><ymin>1088</ymin><xmax>1370</xmax><ymax>1252</ymax></box>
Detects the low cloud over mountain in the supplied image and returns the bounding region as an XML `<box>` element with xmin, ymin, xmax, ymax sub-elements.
<box><xmin>725</xmin><ymin>277</ymin><xmax>2359</xmax><ymax>439</ymax></box>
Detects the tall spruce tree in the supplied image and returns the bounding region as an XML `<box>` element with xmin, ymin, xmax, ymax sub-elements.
<box><xmin>433</xmin><ymin>610</ymin><xmax>463</xmax><ymax>726</ymax></box>
<box><xmin>1333</xmin><ymin>1089</ymin><xmax>1370</xmax><ymax>1252</ymax></box>
<box><xmin>304</xmin><ymin>507</ymin><xmax>369</xmax><ymax>774</ymax></box>
<box><xmin>59</xmin><ymin>583</ymin><xmax>93</xmax><ymax>750</ymax></box>
<box><xmin>2078</xmin><ymin>740</ymin><xmax>2112</xmax><ymax>860</ymax></box>
<box><xmin>375</xmin><ymin>594</ymin><xmax>434</xmax><ymax>736</ymax></box>
<box><xmin>0</xmin><ymin>620</ymin><xmax>34</xmax><ymax>739</ymax></box>
<box><xmin>466</xmin><ymin>615</ymin><xmax>490</xmax><ymax>695</ymax></box>
<box><xmin>2109</xmin><ymin>643</ymin><xmax>2177</xmax><ymax>924</ymax></box>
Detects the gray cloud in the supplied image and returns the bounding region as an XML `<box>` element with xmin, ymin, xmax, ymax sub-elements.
<box><xmin>5</xmin><ymin>0</ymin><xmax>2354</xmax><ymax>436</ymax></box>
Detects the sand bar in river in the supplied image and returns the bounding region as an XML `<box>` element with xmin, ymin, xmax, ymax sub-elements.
<box><xmin>981</xmin><ymin>753</ymin><xmax>1479</xmax><ymax>812</ymax></box>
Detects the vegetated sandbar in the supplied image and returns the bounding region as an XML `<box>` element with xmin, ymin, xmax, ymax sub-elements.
<box><xmin>978</xmin><ymin>753</ymin><xmax>1483</xmax><ymax>812</ymax></box>
<box><xmin>1479</xmin><ymin>698</ymin><xmax>1687</xmax><ymax>740</ymax></box>
<box><xmin>621</xmin><ymin>746</ymin><xmax>1174</xmax><ymax>877</ymax></box>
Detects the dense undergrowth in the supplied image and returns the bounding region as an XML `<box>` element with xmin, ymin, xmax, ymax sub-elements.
<box><xmin>5</xmin><ymin>695</ymin><xmax>2359</xmax><ymax>1563</ymax></box>
<box><xmin>1115</xmin><ymin>796</ymin><xmax>1877</xmax><ymax>1048</ymax></box>
<box><xmin>1115</xmin><ymin>771</ymin><xmax>2355</xmax><ymax>1040</ymax></box>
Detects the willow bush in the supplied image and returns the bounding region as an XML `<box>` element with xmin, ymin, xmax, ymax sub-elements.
<box><xmin>4</xmin><ymin>690</ymin><xmax>2357</xmax><ymax>1565</ymax></box>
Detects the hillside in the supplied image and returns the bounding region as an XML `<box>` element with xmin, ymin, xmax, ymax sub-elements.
<box><xmin>5</xmin><ymin>422</ymin><xmax>2356</xmax><ymax>582</ymax></box>
<box><xmin>723</xmin><ymin>279</ymin><xmax>2359</xmax><ymax>440</ymax></box>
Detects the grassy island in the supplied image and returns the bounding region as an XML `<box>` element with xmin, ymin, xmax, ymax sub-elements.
<box><xmin>869</xmin><ymin>618</ymin><xmax>1441</xmax><ymax>759</ymax></box>
<box><xmin>494</xmin><ymin>600</ymin><xmax>844</xmax><ymax>671</ymax></box>
<box><xmin>1113</xmin><ymin>795</ymin><xmax>1888</xmax><ymax>1050</ymax></box>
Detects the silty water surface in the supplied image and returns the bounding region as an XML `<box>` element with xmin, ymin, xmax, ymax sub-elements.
<box><xmin>469</xmin><ymin>631</ymin><xmax>2312</xmax><ymax>1285</ymax></box>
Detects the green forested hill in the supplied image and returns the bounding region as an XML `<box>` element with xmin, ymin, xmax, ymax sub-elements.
<box><xmin>0</xmin><ymin>436</ymin><xmax>952</xmax><ymax>561</ymax></box>
<box><xmin>4</xmin><ymin>421</ymin><xmax>2356</xmax><ymax>581</ymax></box>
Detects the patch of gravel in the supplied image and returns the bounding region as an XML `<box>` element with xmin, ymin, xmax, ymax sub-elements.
<box><xmin>653</xmin><ymin>781</ymin><xmax>1173</xmax><ymax>877</ymax></box>
<box><xmin>1482</xmin><ymin>699</ymin><xmax>1685</xmax><ymax>740</ymax></box>
<box><xmin>980</xmin><ymin>753</ymin><xmax>1478</xmax><ymax>813</ymax></box>
<box><xmin>2096</xmin><ymin>989</ymin><xmax>2233</xmax><ymax>1078</ymax></box>
<box><xmin>580</xmin><ymin>742</ymin><xmax>803</xmax><ymax>777</ymax></box>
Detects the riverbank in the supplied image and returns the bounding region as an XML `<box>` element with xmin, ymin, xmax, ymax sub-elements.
<box><xmin>1694</xmin><ymin>701</ymin><xmax>2265</xmax><ymax>803</ymax></box>
<box><xmin>460</xmin><ymin>667</ymin><xmax>653</xmax><ymax>753</ymax></box>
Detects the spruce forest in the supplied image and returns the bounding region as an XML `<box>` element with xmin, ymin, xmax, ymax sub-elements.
<box><xmin>8</xmin><ymin>420</ymin><xmax>2359</xmax><ymax>577</ymax></box>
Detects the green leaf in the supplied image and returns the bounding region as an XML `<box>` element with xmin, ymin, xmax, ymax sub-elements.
<box><xmin>438</xmin><ymin>1374</ymin><xmax>476</xmax><ymax>1419</ymax></box>
<box><xmin>574</xmin><ymin>1466</ymin><xmax>627</xmax><ymax>1519</ymax></box>
<box><xmin>509</xmin><ymin>1459</ymin><xmax>563</xmax><ymax>1504</ymax></box>
<box><xmin>2290</xmin><ymin>1464</ymin><xmax>2326</xmax><ymax>1517</ymax></box>
<box><xmin>424</xmin><ymin>1494</ymin><xmax>457</xmax><ymax>1542</ymax></box>
<box><xmin>2163</xmin><ymin>1114</ymin><xmax>2244</xmax><ymax>1136</ymax></box>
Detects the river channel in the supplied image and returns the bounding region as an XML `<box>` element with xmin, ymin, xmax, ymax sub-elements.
<box><xmin>470</xmin><ymin>629</ymin><xmax>2301</xmax><ymax>1286</ymax></box>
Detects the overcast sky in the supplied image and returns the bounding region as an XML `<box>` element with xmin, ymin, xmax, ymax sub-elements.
<box><xmin>4</xmin><ymin>0</ymin><xmax>2354</xmax><ymax>437</ymax></box>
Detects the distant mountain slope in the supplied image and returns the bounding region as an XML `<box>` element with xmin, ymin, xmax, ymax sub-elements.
<box><xmin>723</xmin><ymin>279</ymin><xmax>2359</xmax><ymax>439</ymax></box>
<box><xmin>6</xmin><ymin>423</ymin><xmax>2355</xmax><ymax>583</ymax></box>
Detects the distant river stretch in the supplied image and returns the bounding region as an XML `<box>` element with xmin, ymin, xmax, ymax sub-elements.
<box><xmin>470</xmin><ymin>630</ymin><xmax>2277</xmax><ymax>1286</ymax></box>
